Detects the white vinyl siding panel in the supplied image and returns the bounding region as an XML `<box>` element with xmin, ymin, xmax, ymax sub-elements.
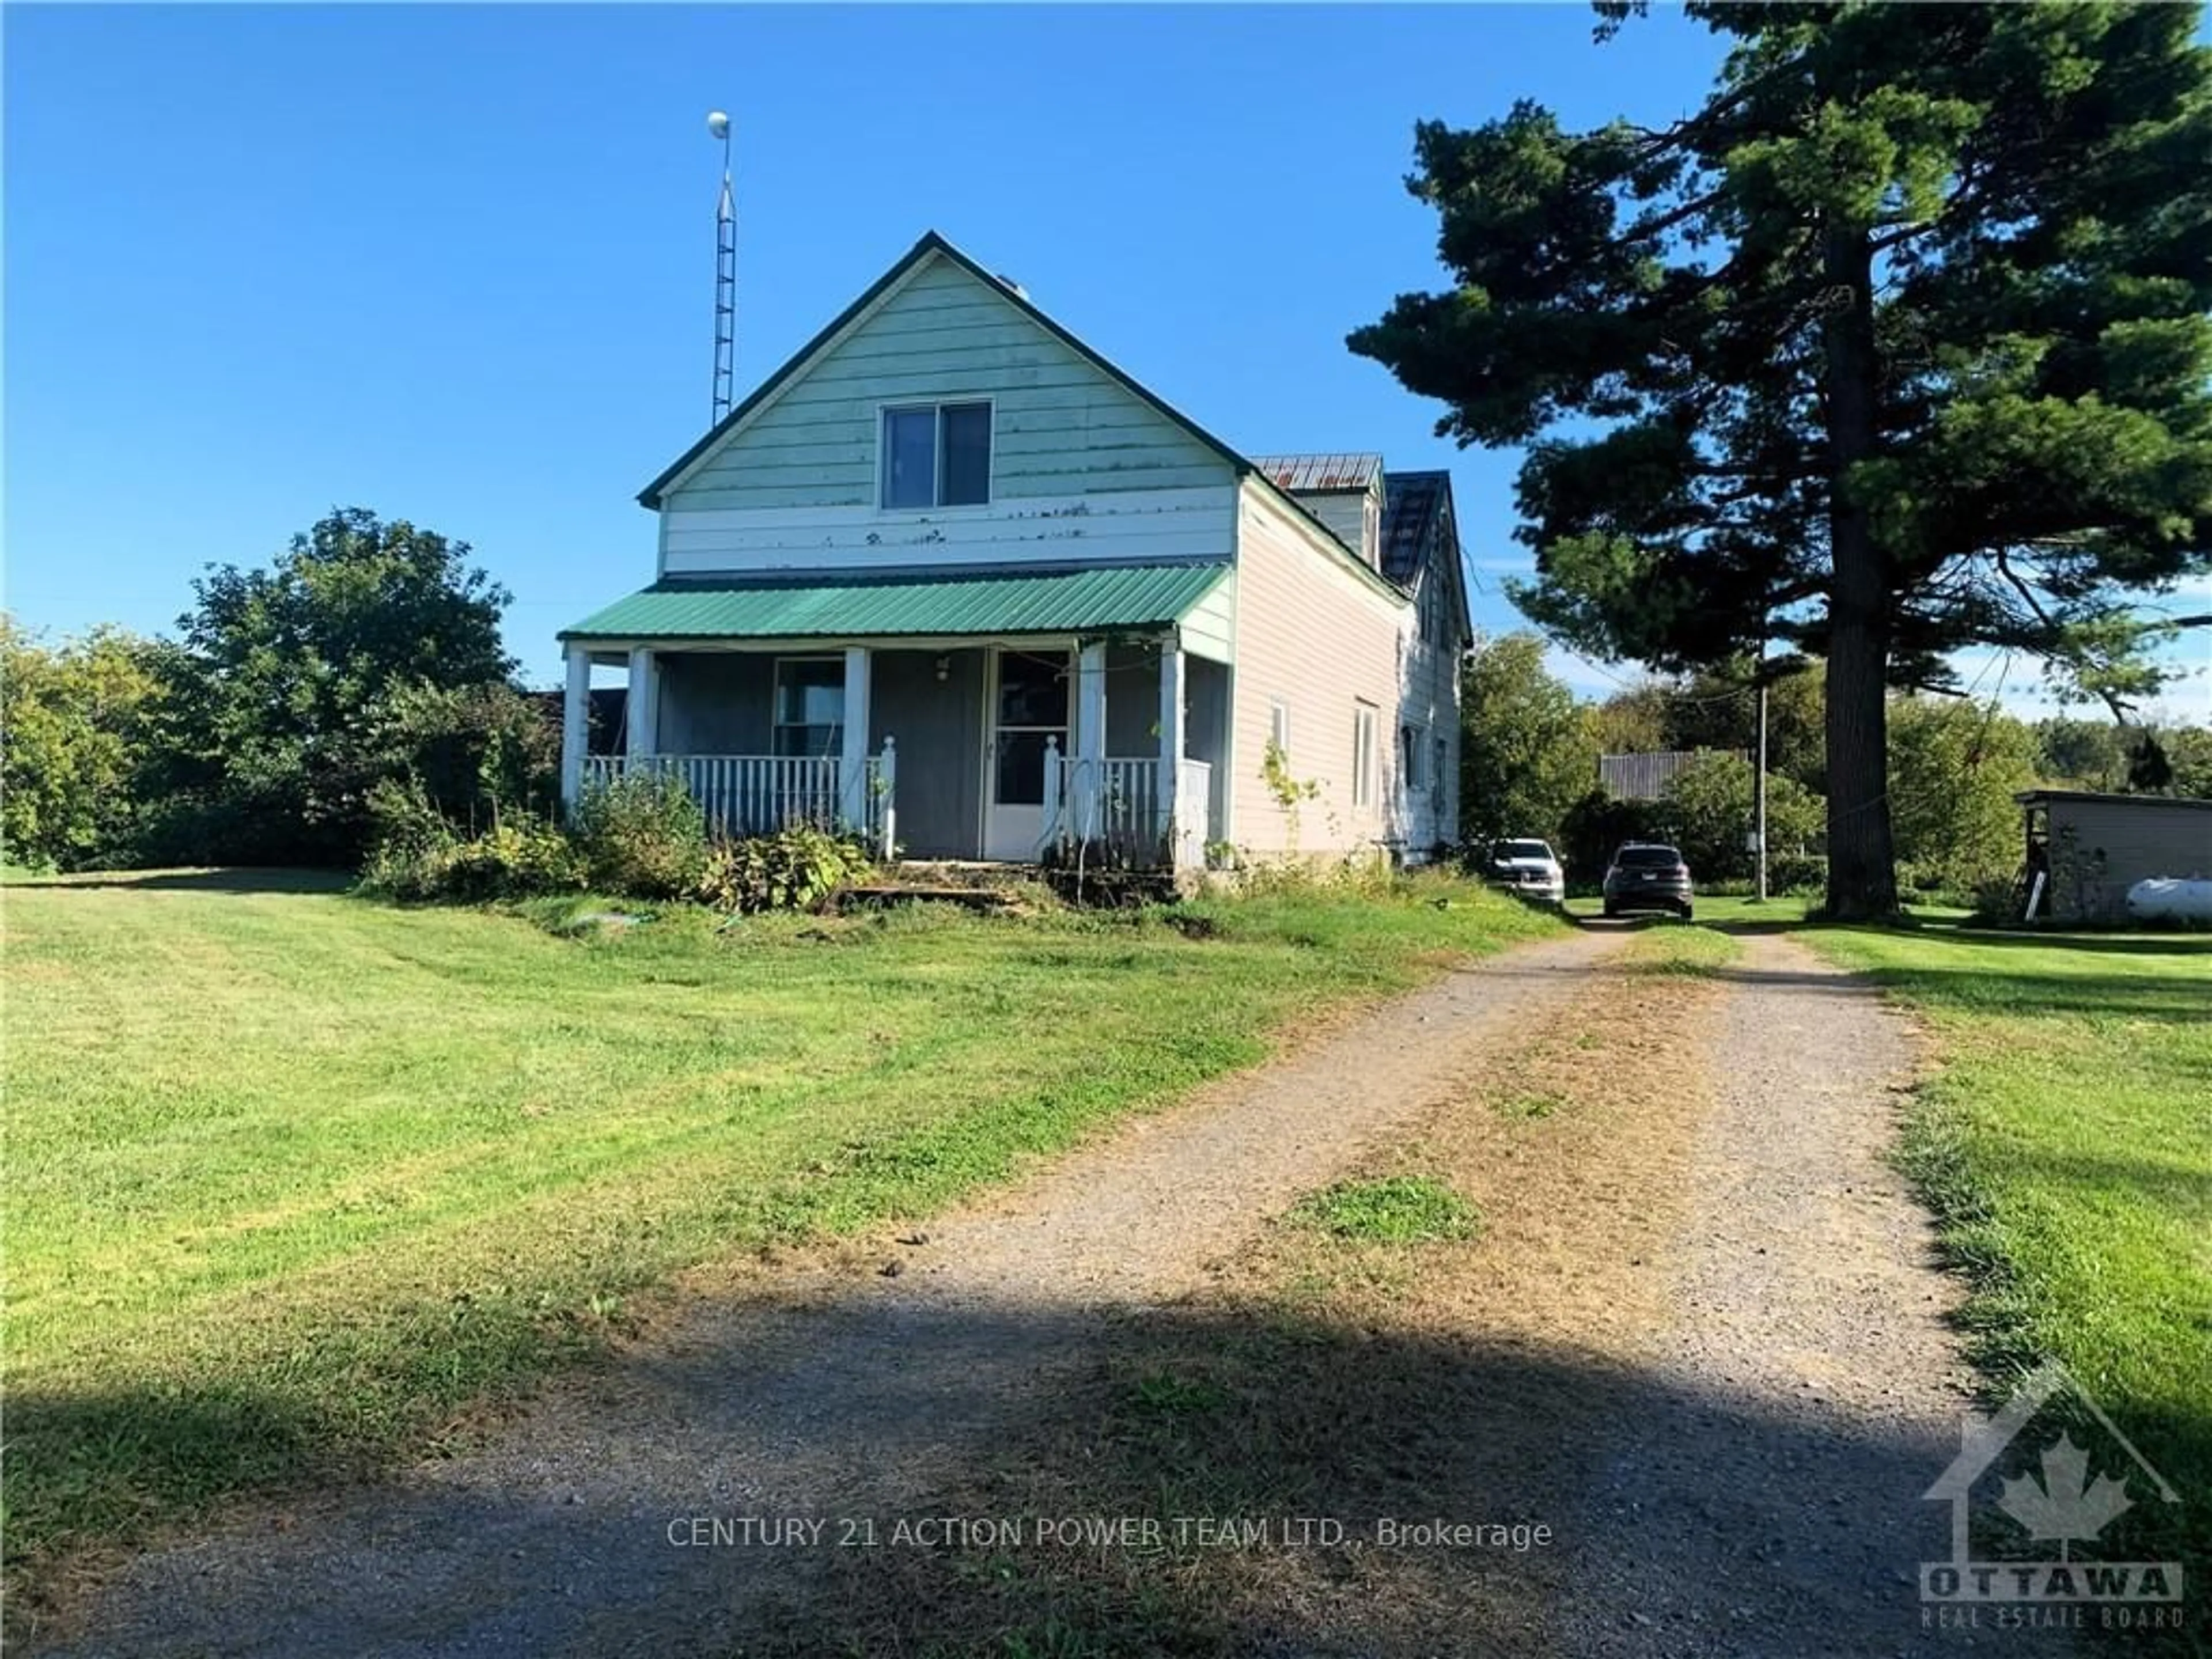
<box><xmin>1394</xmin><ymin>570</ymin><xmax>1463</xmax><ymax>853</ymax></box>
<box><xmin>1286</xmin><ymin>485</ymin><xmax>1379</xmax><ymax>569</ymax></box>
<box><xmin>1227</xmin><ymin>486</ymin><xmax>1415</xmax><ymax>859</ymax></box>
<box><xmin>658</xmin><ymin>486</ymin><xmax>1238</xmax><ymax>576</ymax></box>
<box><xmin>1177</xmin><ymin>568</ymin><xmax>1236</xmax><ymax>664</ymax></box>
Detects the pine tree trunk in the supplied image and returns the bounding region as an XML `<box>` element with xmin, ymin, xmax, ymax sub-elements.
<box><xmin>1820</xmin><ymin>225</ymin><xmax>1900</xmax><ymax>921</ymax></box>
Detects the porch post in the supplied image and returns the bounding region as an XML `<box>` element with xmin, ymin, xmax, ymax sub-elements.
<box><xmin>877</xmin><ymin>736</ymin><xmax>897</xmax><ymax>858</ymax></box>
<box><xmin>1076</xmin><ymin>638</ymin><xmax>1107</xmax><ymax>842</ymax></box>
<box><xmin>560</xmin><ymin>643</ymin><xmax>590</xmax><ymax>817</ymax></box>
<box><xmin>1041</xmin><ymin>735</ymin><xmax>1063</xmax><ymax>850</ymax></box>
<box><xmin>840</xmin><ymin>646</ymin><xmax>872</xmax><ymax>831</ymax></box>
<box><xmin>1158</xmin><ymin>638</ymin><xmax>1185</xmax><ymax>864</ymax></box>
<box><xmin>625</xmin><ymin>646</ymin><xmax>657</xmax><ymax>759</ymax></box>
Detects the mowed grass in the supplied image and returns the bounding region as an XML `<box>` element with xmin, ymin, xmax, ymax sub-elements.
<box><xmin>0</xmin><ymin>868</ymin><xmax>1562</xmax><ymax>1575</ymax></box>
<box><xmin>1797</xmin><ymin>920</ymin><xmax>2212</xmax><ymax>1600</ymax></box>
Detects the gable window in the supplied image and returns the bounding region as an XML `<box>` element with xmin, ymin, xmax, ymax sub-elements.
<box><xmin>1352</xmin><ymin>701</ymin><xmax>1379</xmax><ymax>810</ymax></box>
<box><xmin>773</xmin><ymin>657</ymin><xmax>845</xmax><ymax>758</ymax></box>
<box><xmin>882</xmin><ymin>401</ymin><xmax>991</xmax><ymax>509</ymax></box>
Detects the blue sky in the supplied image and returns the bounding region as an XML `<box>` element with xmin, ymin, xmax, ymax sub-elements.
<box><xmin>6</xmin><ymin>5</ymin><xmax>2203</xmax><ymax>719</ymax></box>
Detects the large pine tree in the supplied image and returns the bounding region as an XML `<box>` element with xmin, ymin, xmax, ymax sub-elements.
<box><xmin>1352</xmin><ymin>2</ymin><xmax>2212</xmax><ymax>917</ymax></box>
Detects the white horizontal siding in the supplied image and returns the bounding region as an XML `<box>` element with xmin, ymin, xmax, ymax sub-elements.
<box><xmin>1179</xmin><ymin>570</ymin><xmax>1236</xmax><ymax>664</ymax></box>
<box><xmin>661</xmin><ymin>254</ymin><xmax>1234</xmax><ymax>516</ymax></box>
<box><xmin>1227</xmin><ymin>485</ymin><xmax>1414</xmax><ymax>859</ymax></box>
<box><xmin>660</xmin><ymin>485</ymin><xmax>1237</xmax><ymax>575</ymax></box>
<box><xmin>1393</xmin><ymin>603</ymin><xmax>1461</xmax><ymax>854</ymax></box>
<box><xmin>1289</xmin><ymin>490</ymin><xmax>1372</xmax><ymax>567</ymax></box>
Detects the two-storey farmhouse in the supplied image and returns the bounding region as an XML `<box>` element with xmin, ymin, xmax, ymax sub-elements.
<box><xmin>558</xmin><ymin>232</ymin><xmax>1471</xmax><ymax>870</ymax></box>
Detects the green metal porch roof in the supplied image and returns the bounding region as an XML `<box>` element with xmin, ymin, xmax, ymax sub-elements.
<box><xmin>559</xmin><ymin>562</ymin><xmax>1229</xmax><ymax>643</ymax></box>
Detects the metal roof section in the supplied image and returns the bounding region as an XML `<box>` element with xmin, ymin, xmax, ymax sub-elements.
<box><xmin>1249</xmin><ymin>453</ymin><xmax>1386</xmax><ymax>493</ymax></box>
<box><xmin>1380</xmin><ymin>469</ymin><xmax>1449</xmax><ymax>586</ymax></box>
<box><xmin>560</xmin><ymin>562</ymin><xmax>1232</xmax><ymax>643</ymax></box>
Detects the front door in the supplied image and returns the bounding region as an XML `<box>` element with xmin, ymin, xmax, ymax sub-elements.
<box><xmin>983</xmin><ymin>647</ymin><xmax>1069</xmax><ymax>861</ymax></box>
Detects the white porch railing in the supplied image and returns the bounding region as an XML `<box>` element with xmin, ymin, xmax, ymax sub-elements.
<box><xmin>1044</xmin><ymin>751</ymin><xmax>1211</xmax><ymax>869</ymax></box>
<box><xmin>579</xmin><ymin>745</ymin><xmax>897</xmax><ymax>853</ymax></box>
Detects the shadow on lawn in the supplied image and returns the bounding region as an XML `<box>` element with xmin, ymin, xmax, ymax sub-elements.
<box><xmin>1757</xmin><ymin>967</ymin><xmax>2194</xmax><ymax>1022</ymax></box>
<box><xmin>1908</xmin><ymin>927</ymin><xmax>2212</xmax><ymax>959</ymax></box>
<box><xmin>22</xmin><ymin>868</ymin><xmax>353</xmax><ymax>895</ymax></box>
<box><xmin>13</xmin><ymin>1295</ymin><xmax>2003</xmax><ymax>1659</ymax></box>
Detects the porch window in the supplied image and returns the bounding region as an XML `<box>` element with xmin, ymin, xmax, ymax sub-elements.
<box><xmin>993</xmin><ymin>650</ymin><xmax>1069</xmax><ymax>805</ymax></box>
<box><xmin>773</xmin><ymin>658</ymin><xmax>844</xmax><ymax>758</ymax></box>
<box><xmin>1353</xmin><ymin>701</ymin><xmax>1379</xmax><ymax>810</ymax></box>
<box><xmin>882</xmin><ymin>401</ymin><xmax>992</xmax><ymax>509</ymax></box>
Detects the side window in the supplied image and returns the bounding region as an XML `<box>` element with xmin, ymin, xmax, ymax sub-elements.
<box><xmin>1400</xmin><ymin>723</ymin><xmax>1424</xmax><ymax>789</ymax></box>
<box><xmin>1269</xmin><ymin>699</ymin><xmax>1291</xmax><ymax>757</ymax></box>
<box><xmin>1353</xmin><ymin>702</ymin><xmax>1378</xmax><ymax>810</ymax></box>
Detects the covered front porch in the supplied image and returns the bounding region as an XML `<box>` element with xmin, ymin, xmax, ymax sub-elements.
<box><xmin>558</xmin><ymin>637</ymin><xmax>1228</xmax><ymax>870</ymax></box>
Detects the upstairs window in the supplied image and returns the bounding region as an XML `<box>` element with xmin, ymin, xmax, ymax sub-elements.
<box><xmin>882</xmin><ymin>402</ymin><xmax>992</xmax><ymax>509</ymax></box>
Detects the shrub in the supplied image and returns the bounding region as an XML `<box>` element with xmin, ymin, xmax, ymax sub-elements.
<box><xmin>445</xmin><ymin>820</ymin><xmax>587</xmax><ymax>899</ymax></box>
<box><xmin>1658</xmin><ymin>752</ymin><xmax>1823</xmax><ymax>881</ymax></box>
<box><xmin>1766</xmin><ymin>851</ymin><xmax>1828</xmax><ymax>895</ymax></box>
<box><xmin>697</xmin><ymin>826</ymin><xmax>873</xmax><ymax>914</ymax></box>
<box><xmin>1556</xmin><ymin>789</ymin><xmax>1671</xmax><ymax>884</ymax></box>
<box><xmin>370</xmin><ymin>679</ymin><xmax>560</xmax><ymax>834</ymax></box>
<box><xmin>366</xmin><ymin>778</ymin><xmax>454</xmax><ymax>861</ymax></box>
<box><xmin>359</xmin><ymin>810</ymin><xmax>583</xmax><ymax>903</ymax></box>
<box><xmin>572</xmin><ymin>772</ymin><xmax>709</xmax><ymax>899</ymax></box>
<box><xmin>1968</xmin><ymin>870</ymin><xmax>2028</xmax><ymax>925</ymax></box>
<box><xmin>359</xmin><ymin>832</ymin><xmax>457</xmax><ymax>902</ymax></box>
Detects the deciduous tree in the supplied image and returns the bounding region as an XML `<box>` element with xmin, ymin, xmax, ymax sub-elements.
<box><xmin>165</xmin><ymin>508</ymin><xmax>514</xmax><ymax>863</ymax></box>
<box><xmin>1459</xmin><ymin>631</ymin><xmax>1600</xmax><ymax>849</ymax></box>
<box><xmin>1887</xmin><ymin>696</ymin><xmax>2041</xmax><ymax>891</ymax></box>
<box><xmin>0</xmin><ymin>618</ymin><xmax>169</xmax><ymax>870</ymax></box>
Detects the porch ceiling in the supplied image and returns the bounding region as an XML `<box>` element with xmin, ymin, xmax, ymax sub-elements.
<box><xmin>560</xmin><ymin>562</ymin><xmax>1229</xmax><ymax>643</ymax></box>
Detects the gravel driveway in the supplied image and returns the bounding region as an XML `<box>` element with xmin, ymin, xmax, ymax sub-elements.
<box><xmin>1545</xmin><ymin>931</ymin><xmax>1979</xmax><ymax>1657</ymax></box>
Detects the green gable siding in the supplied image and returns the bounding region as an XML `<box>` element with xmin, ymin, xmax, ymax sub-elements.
<box><xmin>661</xmin><ymin>255</ymin><xmax>1233</xmax><ymax>513</ymax></box>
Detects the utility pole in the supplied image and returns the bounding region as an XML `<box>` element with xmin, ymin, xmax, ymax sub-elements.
<box><xmin>1754</xmin><ymin>671</ymin><xmax>1770</xmax><ymax>902</ymax></box>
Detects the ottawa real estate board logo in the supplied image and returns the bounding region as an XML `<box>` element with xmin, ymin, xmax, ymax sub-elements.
<box><xmin>1922</xmin><ymin>1360</ymin><xmax>2184</xmax><ymax>1626</ymax></box>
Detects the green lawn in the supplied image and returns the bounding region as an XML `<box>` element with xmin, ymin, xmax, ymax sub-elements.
<box><xmin>1</xmin><ymin>869</ymin><xmax>1562</xmax><ymax>1574</ymax></box>
<box><xmin>1787</xmin><ymin>918</ymin><xmax>2211</xmax><ymax>1606</ymax></box>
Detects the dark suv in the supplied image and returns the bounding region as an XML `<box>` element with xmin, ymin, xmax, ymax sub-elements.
<box><xmin>1603</xmin><ymin>843</ymin><xmax>1694</xmax><ymax>919</ymax></box>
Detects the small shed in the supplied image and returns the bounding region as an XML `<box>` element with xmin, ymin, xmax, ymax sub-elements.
<box><xmin>2016</xmin><ymin>789</ymin><xmax>2212</xmax><ymax>923</ymax></box>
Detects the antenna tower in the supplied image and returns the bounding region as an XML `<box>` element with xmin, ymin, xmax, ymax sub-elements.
<box><xmin>709</xmin><ymin>111</ymin><xmax>736</xmax><ymax>424</ymax></box>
